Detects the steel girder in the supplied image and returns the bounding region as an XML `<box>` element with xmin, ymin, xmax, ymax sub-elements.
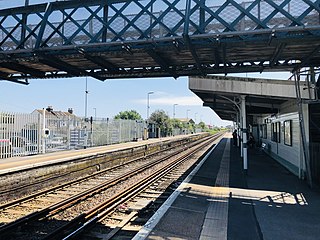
<box><xmin>0</xmin><ymin>0</ymin><xmax>319</xmax><ymax>83</ymax></box>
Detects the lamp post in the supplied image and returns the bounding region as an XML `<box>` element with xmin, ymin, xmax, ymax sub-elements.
<box><xmin>84</xmin><ymin>77</ymin><xmax>89</xmax><ymax>149</ymax></box>
<box><xmin>194</xmin><ymin>112</ymin><xmax>198</xmax><ymax>123</ymax></box>
<box><xmin>186</xmin><ymin>109</ymin><xmax>190</xmax><ymax>120</ymax></box>
<box><xmin>186</xmin><ymin>109</ymin><xmax>191</xmax><ymax>135</ymax></box>
<box><xmin>93</xmin><ymin>108</ymin><xmax>97</xmax><ymax>121</ymax></box>
<box><xmin>84</xmin><ymin>77</ymin><xmax>89</xmax><ymax>120</ymax></box>
<box><xmin>173</xmin><ymin>104</ymin><xmax>178</xmax><ymax>119</ymax></box>
<box><xmin>92</xmin><ymin>108</ymin><xmax>96</xmax><ymax>147</ymax></box>
<box><xmin>147</xmin><ymin>91</ymin><xmax>154</xmax><ymax>120</ymax></box>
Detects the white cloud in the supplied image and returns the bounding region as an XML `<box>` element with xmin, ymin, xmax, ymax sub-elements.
<box><xmin>134</xmin><ymin>94</ymin><xmax>203</xmax><ymax>106</ymax></box>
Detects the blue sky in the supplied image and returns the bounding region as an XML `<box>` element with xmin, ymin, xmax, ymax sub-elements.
<box><xmin>0</xmin><ymin>0</ymin><xmax>292</xmax><ymax>126</ymax></box>
<box><xmin>0</xmin><ymin>76</ymin><xmax>228</xmax><ymax>126</ymax></box>
<box><xmin>0</xmin><ymin>73</ymin><xmax>291</xmax><ymax>127</ymax></box>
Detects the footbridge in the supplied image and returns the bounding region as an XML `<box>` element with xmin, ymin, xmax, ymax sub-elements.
<box><xmin>0</xmin><ymin>0</ymin><xmax>319</xmax><ymax>84</ymax></box>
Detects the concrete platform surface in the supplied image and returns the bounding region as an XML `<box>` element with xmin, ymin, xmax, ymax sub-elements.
<box><xmin>134</xmin><ymin>134</ymin><xmax>320</xmax><ymax>240</ymax></box>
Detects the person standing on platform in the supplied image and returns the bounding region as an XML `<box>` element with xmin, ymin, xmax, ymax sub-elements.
<box><xmin>248</xmin><ymin>132</ymin><xmax>255</xmax><ymax>148</ymax></box>
<box><xmin>232</xmin><ymin>130</ymin><xmax>237</xmax><ymax>146</ymax></box>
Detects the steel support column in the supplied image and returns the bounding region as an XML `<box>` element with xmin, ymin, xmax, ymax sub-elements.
<box><xmin>294</xmin><ymin>72</ymin><xmax>313</xmax><ymax>187</ymax></box>
<box><xmin>42</xmin><ymin>108</ymin><xmax>46</xmax><ymax>154</ymax></box>
<box><xmin>241</xmin><ymin>95</ymin><xmax>248</xmax><ymax>173</ymax></box>
<box><xmin>240</xmin><ymin>106</ymin><xmax>243</xmax><ymax>158</ymax></box>
<box><xmin>236</xmin><ymin>110</ymin><xmax>240</xmax><ymax>148</ymax></box>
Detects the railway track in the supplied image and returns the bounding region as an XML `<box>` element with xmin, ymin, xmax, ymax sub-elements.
<box><xmin>0</xmin><ymin>136</ymin><xmax>205</xmax><ymax>225</ymax></box>
<box><xmin>82</xmin><ymin>146</ymin><xmax>211</xmax><ymax>240</ymax></box>
<box><xmin>1</xmin><ymin>134</ymin><xmax>210</xmax><ymax>204</ymax></box>
<box><xmin>0</xmin><ymin>133</ymin><xmax>223</xmax><ymax>239</ymax></box>
<box><xmin>0</xmin><ymin>136</ymin><xmax>196</xmax><ymax>203</ymax></box>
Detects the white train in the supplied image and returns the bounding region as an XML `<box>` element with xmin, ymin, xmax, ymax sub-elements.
<box><xmin>189</xmin><ymin>74</ymin><xmax>320</xmax><ymax>186</ymax></box>
<box><xmin>250</xmin><ymin>95</ymin><xmax>319</xmax><ymax>184</ymax></box>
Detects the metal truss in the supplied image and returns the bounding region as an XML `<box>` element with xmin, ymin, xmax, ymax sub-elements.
<box><xmin>0</xmin><ymin>0</ymin><xmax>319</xmax><ymax>83</ymax></box>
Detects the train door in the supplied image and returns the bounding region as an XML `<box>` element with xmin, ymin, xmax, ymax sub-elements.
<box><xmin>252</xmin><ymin>125</ymin><xmax>259</xmax><ymax>147</ymax></box>
<box><xmin>309</xmin><ymin>103</ymin><xmax>320</xmax><ymax>186</ymax></box>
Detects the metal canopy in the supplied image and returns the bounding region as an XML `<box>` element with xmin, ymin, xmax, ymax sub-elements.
<box><xmin>201</xmin><ymin>93</ymin><xmax>285</xmax><ymax>122</ymax></box>
<box><xmin>0</xmin><ymin>0</ymin><xmax>319</xmax><ymax>84</ymax></box>
<box><xmin>188</xmin><ymin>75</ymin><xmax>315</xmax><ymax>122</ymax></box>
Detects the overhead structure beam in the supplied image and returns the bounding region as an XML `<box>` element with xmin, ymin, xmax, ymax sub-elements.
<box><xmin>203</xmin><ymin>102</ymin><xmax>236</xmax><ymax>111</ymax></box>
<box><xmin>0</xmin><ymin>62</ymin><xmax>45</xmax><ymax>78</ymax></box>
<box><xmin>270</xmin><ymin>43</ymin><xmax>286</xmax><ymax>67</ymax></box>
<box><xmin>38</xmin><ymin>57</ymin><xmax>80</xmax><ymax>76</ymax></box>
<box><xmin>222</xmin><ymin>44</ymin><xmax>228</xmax><ymax>75</ymax></box>
<box><xmin>184</xmin><ymin>34</ymin><xmax>205</xmax><ymax>76</ymax></box>
<box><xmin>0</xmin><ymin>71</ymin><xmax>11</xmax><ymax>80</ymax></box>
<box><xmin>246</xmin><ymin>101</ymin><xmax>281</xmax><ymax>109</ymax></box>
<box><xmin>146</xmin><ymin>49</ymin><xmax>179</xmax><ymax>79</ymax></box>
<box><xmin>203</xmin><ymin>101</ymin><xmax>279</xmax><ymax>114</ymax></box>
<box><xmin>38</xmin><ymin>56</ymin><xmax>105</xmax><ymax>81</ymax></box>
<box><xmin>205</xmin><ymin>98</ymin><xmax>281</xmax><ymax>109</ymax></box>
<box><xmin>214</xmin><ymin>47</ymin><xmax>221</xmax><ymax>68</ymax></box>
<box><xmin>246</xmin><ymin>106</ymin><xmax>279</xmax><ymax>114</ymax></box>
<box><xmin>0</xmin><ymin>0</ymin><xmax>319</xmax><ymax>81</ymax></box>
<box><xmin>294</xmin><ymin>45</ymin><xmax>320</xmax><ymax>71</ymax></box>
<box><xmin>77</xmin><ymin>49</ymin><xmax>119</xmax><ymax>74</ymax></box>
<box><xmin>0</xmin><ymin>71</ymin><xmax>29</xmax><ymax>85</ymax></box>
<box><xmin>1</xmin><ymin>78</ymin><xmax>29</xmax><ymax>85</ymax></box>
<box><xmin>172</xmin><ymin>39</ymin><xmax>181</xmax><ymax>53</ymax></box>
<box><xmin>84</xmin><ymin>55</ymin><xmax>118</xmax><ymax>74</ymax></box>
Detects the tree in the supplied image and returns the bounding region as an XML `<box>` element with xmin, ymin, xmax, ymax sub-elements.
<box><xmin>149</xmin><ymin>110</ymin><xmax>170</xmax><ymax>137</ymax></box>
<box><xmin>149</xmin><ymin>109</ymin><xmax>169</xmax><ymax>125</ymax></box>
<box><xmin>170</xmin><ymin>118</ymin><xmax>183</xmax><ymax>129</ymax></box>
<box><xmin>114</xmin><ymin>110</ymin><xmax>142</xmax><ymax>120</ymax></box>
<box><xmin>197</xmin><ymin>121</ymin><xmax>207</xmax><ymax>130</ymax></box>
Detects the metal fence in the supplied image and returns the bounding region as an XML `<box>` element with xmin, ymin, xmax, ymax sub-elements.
<box><xmin>0</xmin><ymin>110</ymin><xmax>205</xmax><ymax>159</ymax></box>
<box><xmin>0</xmin><ymin>112</ymin><xmax>40</xmax><ymax>158</ymax></box>
<box><xmin>0</xmin><ymin>111</ymin><xmax>147</xmax><ymax>159</ymax></box>
<box><xmin>91</xmin><ymin>118</ymin><xmax>147</xmax><ymax>146</ymax></box>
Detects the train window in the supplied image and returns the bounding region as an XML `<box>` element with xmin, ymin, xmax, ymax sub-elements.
<box><xmin>271</xmin><ymin>123</ymin><xmax>276</xmax><ymax>142</ymax></box>
<box><xmin>271</xmin><ymin>122</ymin><xmax>281</xmax><ymax>143</ymax></box>
<box><xmin>276</xmin><ymin>122</ymin><xmax>281</xmax><ymax>143</ymax></box>
<box><xmin>284</xmin><ymin>120</ymin><xmax>292</xmax><ymax>146</ymax></box>
<box><xmin>262</xmin><ymin>124</ymin><xmax>267</xmax><ymax>139</ymax></box>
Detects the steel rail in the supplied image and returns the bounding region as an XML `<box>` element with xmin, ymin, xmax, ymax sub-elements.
<box><xmin>45</xmin><ymin>134</ymin><xmax>221</xmax><ymax>240</ymax></box>
<box><xmin>0</xmin><ymin>134</ymin><xmax>203</xmax><ymax>207</ymax></box>
<box><xmin>94</xmin><ymin>134</ymin><xmax>225</xmax><ymax>240</ymax></box>
<box><xmin>0</xmin><ymin>134</ymin><xmax>214</xmax><ymax>237</ymax></box>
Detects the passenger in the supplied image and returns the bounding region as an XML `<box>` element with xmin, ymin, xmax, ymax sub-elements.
<box><xmin>248</xmin><ymin>132</ymin><xmax>255</xmax><ymax>148</ymax></box>
<box><xmin>232</xmin><ymin>130</ymin><xmax>237</xmax><ymax>146</ymax></box>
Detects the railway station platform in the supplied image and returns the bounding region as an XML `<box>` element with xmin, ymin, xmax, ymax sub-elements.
<box><xmin>134</xmin><ymin>133</ymin><xmax>320</xmax><ymax>240</ymax></box>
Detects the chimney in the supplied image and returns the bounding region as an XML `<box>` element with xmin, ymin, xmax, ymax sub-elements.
<box><xmin>46</xmin><ymin>106</ymin><xmax>53</xmax><ymax>112</ymax></box>
<box><xmin>68</xmin><ymin>108</ymin><xmax>73</xmax><ymax>114</ymax></box>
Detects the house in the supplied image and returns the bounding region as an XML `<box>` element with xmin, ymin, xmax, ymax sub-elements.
<box><xmin>32</xmin><ymin>106</ymin><xmax>84</xmax><ymax>148</ymax></box>
<box><xmin>176</xmin><ymin>118</ymin><xmax>195</xmax><ymax>124</ymax></box>
<box><xmin>32</xmin><ymin>106</ymin><xmax>82</xmax><ymax>129</ymax></box>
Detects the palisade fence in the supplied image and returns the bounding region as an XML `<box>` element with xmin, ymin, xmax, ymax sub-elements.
<box><xmin>0</xmin><ymin>111</ymin><xmax>149</xmax><ymax>159</ymax></box>
<box><xmin>91</xmin><ymin>118</ymin><xmax>147</xmax><ymax>147</ymax></box>
<box><xmin>0</xmin><ymin>112</ymin><xmax>39</xmax><ymax>158</ymax></box>
<box><xmin>0</xmin><ymin>110</ymin><xmax>202</xmax><ymax>159</ymax></box>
